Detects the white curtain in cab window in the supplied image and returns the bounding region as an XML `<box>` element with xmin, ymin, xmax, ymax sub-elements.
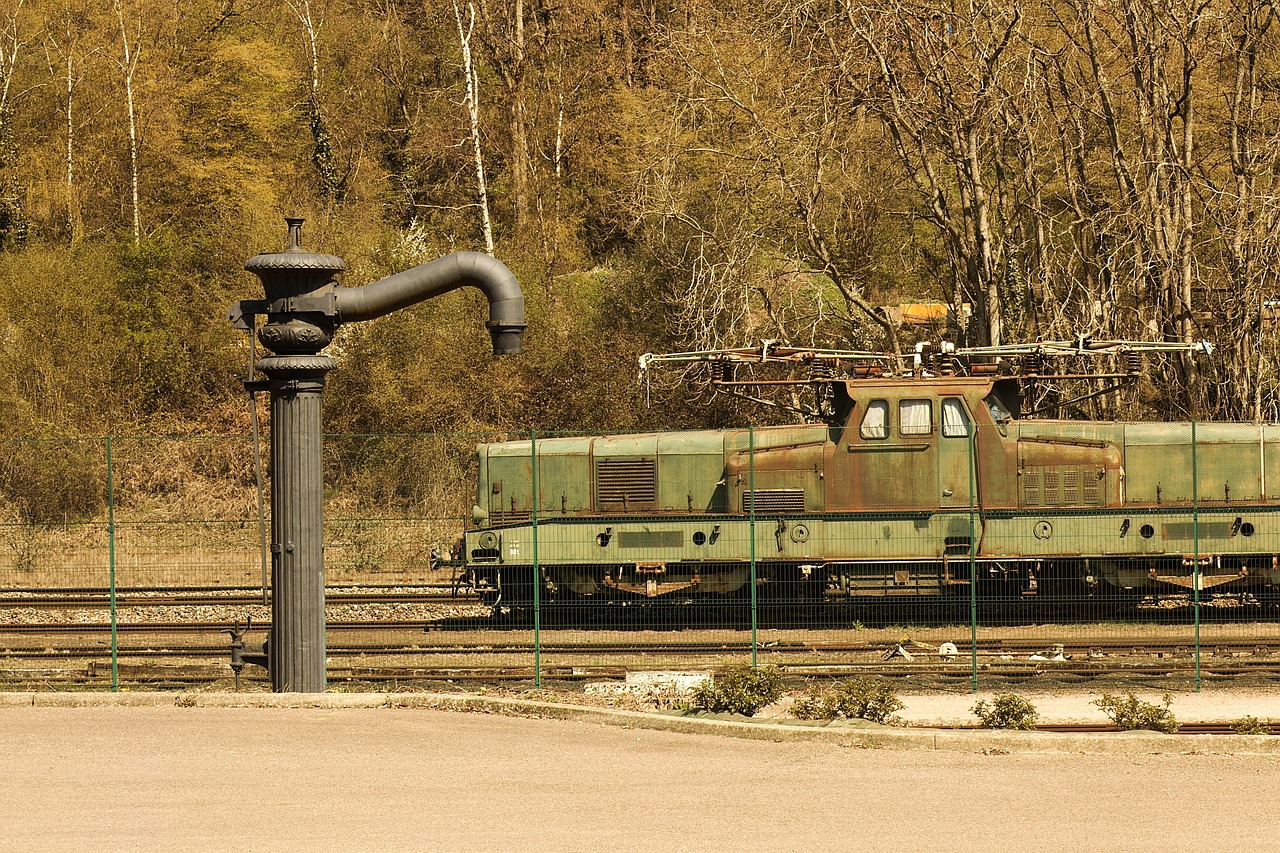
<box><xmin>942</xmin><ymin>398</ymin><xmax>969</xmax><ymax>437</ymax></box>
<box><xmin>899</xmin><ymin>399</ymin><xmax>931</xmax><ymax>435</ymax></box>
<box><xmin>860</xmin><ymin>400</ymin><xmax>888</xmax><ymax>438</ymax></box>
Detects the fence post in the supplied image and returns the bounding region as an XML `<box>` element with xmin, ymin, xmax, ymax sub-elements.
<box><xmin>531</xmin><ymin>429</ymin><xmax>541</xmax><ymax>687</ymax></box>
<box><xmin>749</xmin><ymin>425</ymin><xmax>757</xmax><ymax>669</ymax></box>
<box><xmin>968</xmin><ymin>424</ymin><xmax>978</xmax><ymax>694</ymax></box>
<box><xmin>1192</xmin><ymin>420</ymin><xmax>1201</xmax><ymax>692</ymax></box>
<box><xmin>107</xmin><ymin>436</ymin><xmax>118</xmax><ymax>692</ymax></box>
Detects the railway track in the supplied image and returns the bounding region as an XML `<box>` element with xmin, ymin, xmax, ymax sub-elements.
<box><xmin>6</xmin><ymin>585</ymin><xmax>1280</xmax><ymax>683</ymax></box>
<box><xmin>6</xmin><ymin>633</ymin><xmax>1280</xmax><ymax>680</ymax></box>
<box><xmin>0</xmin><ymin>586</ymin><xmax>480</xmax><ymax>608</ymax></box>
<box><xmin>1</xmin><ymin>622</ymin><xmax>1273</xmax><ymax>656</ymax></box>
<box><xmin>5</xmin><ymin>586</ymin><xmax>1279</xmax><ymax>618</ymax></box>
<box><xmin>1030</xmin><ymin>722</ymin><xmax>1267</xmax><ymax>735</ymax></box>
<box><xmin>0</xmin><ymin>620</ymin><xmax>447</xmax><ymax>634</ymax></box>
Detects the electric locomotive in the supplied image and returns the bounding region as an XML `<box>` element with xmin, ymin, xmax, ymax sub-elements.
<box><xmin>461</xmin><ymin>339</ymin><xmax>1280</xmax><ymax>614</ymax></box>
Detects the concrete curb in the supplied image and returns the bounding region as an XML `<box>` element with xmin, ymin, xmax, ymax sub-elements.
<box><xmin>4</xmin><ymin>690</ymin><xmax>1279</xmax><ymax>754</ymax></box>
<box><xmin>386</xmin><ymin>693</ymin><xmax>1280</xmax><ymax>755</ymax></box>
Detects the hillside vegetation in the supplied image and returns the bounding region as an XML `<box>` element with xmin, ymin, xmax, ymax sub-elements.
<box><xmin>0</xmin><ymin>0</ymin><xmax>1278</xmax><ymax>443</ymax></box>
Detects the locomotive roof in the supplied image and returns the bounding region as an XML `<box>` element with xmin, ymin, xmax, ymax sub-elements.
<box><xmin>835</xmin><ymin>375</ymin><xmax>999</xmax><ymax>392</ymax></box>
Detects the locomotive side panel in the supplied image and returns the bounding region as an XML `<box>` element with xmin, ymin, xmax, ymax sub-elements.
<box><xmin>1266</xmin><ymin>425</ymin><xmax>1280</xmax><ymax>501</ymax></box>
<box><xmin>725</xmin><ymin>425</ymin><xmax>827</xmax><ymax>513</ymax></box>
<box><xmin>1123</xmin><ymin>422</ymin><xmax>1269</xmax><ymax>505</ymax></box>
<box><xmin>655</xmin><ymin>432</ymin><xmax>727</xmax><ymax>513</ymax></box>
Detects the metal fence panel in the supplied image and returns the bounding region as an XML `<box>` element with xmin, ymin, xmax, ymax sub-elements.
<box><xmin>2</xmin><ymin>427</ymin><xmax>1279</xmax><ymax>696</ymax></box>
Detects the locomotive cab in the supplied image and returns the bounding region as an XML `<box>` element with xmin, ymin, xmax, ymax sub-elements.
<box><xmin>820</xmin><ymin>374</ymin><xmax>1047</xmax><ymax>516</ymax></box>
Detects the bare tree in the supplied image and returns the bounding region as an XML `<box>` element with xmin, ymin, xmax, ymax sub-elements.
<box><xmin>0</xmin><ymin>0</ymin><xmax>27</xmax><ymax>249</ymax></box>
<box><xmin>841</xmin><ymin>0</ymin><xmax>1038</xmax><ymax>348</ymax></box>
<box><xmin>1200</xmin><ymin>0</ymin><xmax>1280</xmax><ymax>420</ymax></box>
<box><xmin>45</xmin><ymin>1</ymin><xmax>93</xmax><ymax>245</ymax></box>
<box><xmin>644</xmin><ymin>6</ymin><xmax>907</xmax><ymax>358</ymax></box>
<box><xmin>111</xmin><ymin>0</ymin><xmax>140</xmax><ymax>246</ymax></box>
<box><xmin>474</xmin><ymin>0</ymin><xmax>531</xmax><ymax>228</ymax></box>
<box><xmin>1052</xmin><ymin>0</ymin><xmax>1213</xmax><ymax>411</ymax></box>
<box><xmin>287</xmin><ymin>0</ymin><xmax>345</xmax><ymax>200</ymax></box>
<box><xmin>454</xmin><ymin>0</ymin><xmax>495</xmax><ymax>255</ymax></box>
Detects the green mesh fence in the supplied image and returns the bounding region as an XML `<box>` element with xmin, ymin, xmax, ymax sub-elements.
<box><xmin>1</xmin><ymin>423</ymin><xmax>1278</xmax><ymax>693</ymax></box>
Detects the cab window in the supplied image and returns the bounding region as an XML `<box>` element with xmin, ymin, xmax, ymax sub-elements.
<box><xmin>860</xmin><ymin>400</ymin><xmax>889</xmax><ymax>439</ymax></box>
<box><xmin>899</xmin><ymin>399</ymin><xmax>932</xmax><ymax>436</ymax></box>
<box><xmin>985</xmin><ymin>392</ymin><xmax>1013</xmax><ymax>423</ymax></box>
<box><xmin>942</xmin><ymin>397</ymin><xmax>970</xmax><ymax>437</ymax></box>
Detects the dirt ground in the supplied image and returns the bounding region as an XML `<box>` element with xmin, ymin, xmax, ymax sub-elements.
<box><xmin>4</xmin><ymin>702</ymin><xmax>1280</xmax><ymax>853</ymax></box>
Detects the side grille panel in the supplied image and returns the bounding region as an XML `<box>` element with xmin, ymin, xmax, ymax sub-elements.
<box><xmin>1022</xmin><ymin>466</ymin><xmax>1106</xmax><ymax>507</ymax></box>
<box><xmin>743</xmin><ymin>489</ymin><xmax>806</xmax><ymax>514</ymax></box>
<box><xmin>596</xmin><ymin>458</ymin><xmax>657</xmax><ymax>511</ymax></box>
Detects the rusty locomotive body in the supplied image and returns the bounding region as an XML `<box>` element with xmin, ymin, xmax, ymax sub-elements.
<box><xmin>461</xmin><ymin>341</ymin><xmax>1280</xmax><ymax>612</ymax></box>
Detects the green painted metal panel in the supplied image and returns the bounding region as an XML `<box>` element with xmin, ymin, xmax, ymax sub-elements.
<box><xmin>978</xmin><ymin>508</ymin><xmax>1280</xmax><ymax>558</ymax></box>
<box><xmin>1124</xmin><ymin>423</ymin><xmax>1266</xmax><ymax>504</ymax></box>
<box><xmin>656</xmin><ymin>452</ymin><xmax>726</xmax><ymax>512</ymax></box>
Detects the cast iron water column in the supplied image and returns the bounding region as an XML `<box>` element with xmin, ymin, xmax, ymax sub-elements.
<box><xmin>229</xmin><ymin>218</ymin><xmax>525</xmax><ymax>692</ymax></box>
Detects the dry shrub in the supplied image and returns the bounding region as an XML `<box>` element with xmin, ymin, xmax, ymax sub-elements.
<box><xmin>111</xmin><ymin>436</ymin><xmax>258</xmax><ymax>521</ymax></box>
<box><xmin>689</xmin><ymin>666</ymin><xmax>784</xmax><ymax>717</ymax></box>
<box><xmin>1092</xmin><ymin>692</ymin><xmax>1179</xmax><ymax>733</ymax></box>
<box><xmin>792</xmin><ymin>677</ymin><xmax>905</xmax><ymax>724</ymax></box>
<box><xmin>972</xmin><ymin>693</ymin><xmax>1040</xmax><ymax>730</ymax></box>
<box><xmin>0</xmin><ymin>438</ymin><xmax>105</xmax><ymax>524</ymax></box>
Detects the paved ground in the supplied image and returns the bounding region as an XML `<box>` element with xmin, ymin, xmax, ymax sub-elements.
<box><xmin>4</xmin><ymin>698</ymin><xmax>1280</xmax><ymax>852</ymax></box>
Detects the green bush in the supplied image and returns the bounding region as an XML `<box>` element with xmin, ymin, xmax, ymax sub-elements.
<box><xmin>689</xmin><ymin>666</ymin><xmax>784</xmax><ymax>717</ymax></box>
<box><xmin>972</xmin><ymin>693</ymin><xmax>1040</xmax><ymax>730</ymax></box>
<box><xmin>1091</xmin><ymin>691</ymin><xmax>1179</xmax><ymax>733</ymax></box>
<box><xmin>1232</xmin><ymin>716</ymin><xmax>1272</xmax><ymax>735</ymax></box>
<box><xmin>791</xmin><ymin>677</ymin><xmax>904</xmax><ymax>725</ymax></box>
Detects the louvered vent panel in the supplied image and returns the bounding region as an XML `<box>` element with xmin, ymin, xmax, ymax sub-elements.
<box><xmin>743</xmin><ymin>489</ymin><xmax>806</xmax><ymax>514</ymax></box>
<box><xmin>1063</xmin><ymin>470</ymin><xmax>1081</xmax><ymax>504</ymax></box>
<box><xmin>1083</xmin><ymin>473</ymin><xmax>1101</xmax><ymax>505</ymax></box>
<box><xmin>596</xmin><ymin>458</ymin><xmax>657</xmax><ymax>511</ymax></box>
<box><xmin>1023</xmin><ymin>466</ymin><xmax>1106</xmax><ymax>507</ymax></box>
<box><xmin>1022</xmin><ymin>471</ymin><xmax>1042</xmax><ymax>506</ymax></box>
<box><xmin>1044</xmin><ymin>470</ymin><xmax>1062</xmax><ymax>505</ymax></box>
<box><xmin>491</xmin><ymin>509</ymin><xmax>531</xmax><ymax>525</ymax></box>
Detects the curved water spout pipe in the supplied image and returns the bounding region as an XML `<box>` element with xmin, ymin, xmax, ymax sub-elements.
<box><xmin>334</xmin><ymin>251</ymin><xmax>526</xmax><ymax>354</ymax></box>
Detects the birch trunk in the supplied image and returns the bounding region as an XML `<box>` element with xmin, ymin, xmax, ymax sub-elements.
<box><xmin>113</xmin><ymin>0</ymin><xmax>140</xmax><ymax>246</ymax></box>
<box><xmin>455</xmin><ymin>0</ymin><xmax>495</xmax><ymax>255</ymax></box>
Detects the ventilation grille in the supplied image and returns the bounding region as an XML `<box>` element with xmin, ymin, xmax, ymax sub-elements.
<box><xmin>490</xmin><ymin>509</ymin><xmax>531</xmax><ymax>525</ymax></box>
<box><xmin>596</xmin><ymin>458</ymin><xmax>657</xmax><ymax>511</ymax></box>
<box><xmin>1022</xmin><ymin>467</ymin><xmax>1105</xmax><ymax>507</ymax></box>
<box><xmin>743</xmin><ymin>489</ymin><xmax>806</xmax><ymax>514</ymax></box>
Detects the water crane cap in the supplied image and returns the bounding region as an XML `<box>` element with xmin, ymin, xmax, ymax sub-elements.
<box><xmin>244</xmin><ymin>217</ymin><xmax>347</xmax><ymax>273</ymax></box>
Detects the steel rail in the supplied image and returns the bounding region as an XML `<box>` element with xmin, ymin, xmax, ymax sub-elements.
<box><xmin>0</xmin><ymin>586</ymin><xmax>478</xmax><ymax>608</ymax></box>
<box><xmin>8</xmin><ymin>660</ymin><xmax>1280</xmax><ymax>691</ymax></box>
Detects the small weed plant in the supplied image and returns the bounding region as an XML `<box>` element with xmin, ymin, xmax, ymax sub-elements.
<box><xmin>792</xmin><ymin>677</ymin><xmax>904</xmax><ymax>725</ymax></box>
<box><xmin>971</xmin><ymin>693</ymin><xmax>1040</xmax><ymax>730</ymax></box>
<box><xmin>1091</xmin><ymin>691</ymin><xmax>1179</xmax><ymax>733</ymax></box>
<box><xmin>689</xmin><ymin>665</ymin><xmax>783</xmax><ymax>717</ymax></box>
<box><xmin>1232</xmin><ymin>716</ymin><xmax>1271</xmax><ymax>735</ymax></box>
